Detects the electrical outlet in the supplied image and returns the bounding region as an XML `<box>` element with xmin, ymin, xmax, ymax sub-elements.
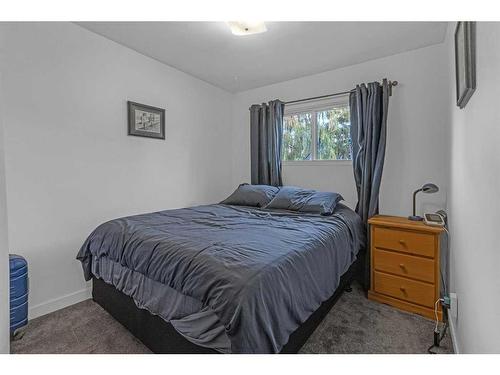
<box><xmin>449</xmin><ymin>292</ymin><xmax>458</xmax><ymax>320</ymax></box>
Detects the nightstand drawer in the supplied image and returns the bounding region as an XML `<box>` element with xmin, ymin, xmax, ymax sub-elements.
<box><xmin>373</xmin><ymin>271</ymin><xmax>435</xmax><ymax>308</ymax></box>
<box><xmin>373</xmin><ymin>249</ymin><xmax>435</xmax><ymax>283</ymax></box>
<box><xmin>372</xmin><ymin>226</ymin><xmax>435</xmax><ymax>258</ymax></box>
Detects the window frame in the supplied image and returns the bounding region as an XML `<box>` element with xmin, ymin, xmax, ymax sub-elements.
<box><xmin>282</xmin><ymin>94</ymin><xmax>352</xmax><ymax>165</ymax></box>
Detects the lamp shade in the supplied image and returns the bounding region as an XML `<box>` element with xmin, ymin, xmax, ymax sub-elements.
<box><xmin>421</xmin><ymin>183</ymin><xmax>439</xmax><ymax>194</ymax></box>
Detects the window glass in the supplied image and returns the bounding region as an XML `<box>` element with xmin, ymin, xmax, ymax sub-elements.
<box><xmin>316</xmin><ymin>106</ymin><xmax>352</xmax><ymax>160</ymax></box>
<box><xmin>282</xmin><ymin>112</ymin><xmax>313</xmax><ymax>161</ymax></box>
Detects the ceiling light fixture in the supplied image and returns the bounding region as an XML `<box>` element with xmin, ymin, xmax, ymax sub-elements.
<box><xmin>227</xmin><ymin>22</ymin><xmax>267</xmax><ymax>36</ymax></box>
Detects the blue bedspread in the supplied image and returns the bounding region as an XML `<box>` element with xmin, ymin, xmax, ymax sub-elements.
<box><xmin>77</xmin><ymin>203</ymin><xmax>364</xmax><ymax>353</ymax></box>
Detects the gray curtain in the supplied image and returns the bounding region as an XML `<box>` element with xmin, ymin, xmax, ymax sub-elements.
<box><xmin>349</xmin><ymin>79</ymin><xmax>389</xmax><ymax>288</ymax></box>
<box><xmin>250</xmin><ymin>100</ymin><xmax>285</xmax><ymax>186</ymax></box>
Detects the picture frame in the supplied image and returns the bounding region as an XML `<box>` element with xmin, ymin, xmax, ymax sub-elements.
<box><xmin>454</xmin><ymin>22</ymin><xmax>476</xmax><ymax>109</ymax></box>
<box><xmin>127</xmin><ymin>101</ymin><xmax>165</xmax><ymax>139</ymax></box>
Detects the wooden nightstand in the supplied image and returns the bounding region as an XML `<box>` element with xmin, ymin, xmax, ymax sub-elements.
<box><xmin>367</xmin><ymin>215</ymin><xmax>444</xmax><ymax>321</ymax></box>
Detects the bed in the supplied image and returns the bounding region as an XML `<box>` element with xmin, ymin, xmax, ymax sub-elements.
<box><xmin>77</xmin><ymin>202</ymin><xmax>365</xmax><ymax>354</ymax></box>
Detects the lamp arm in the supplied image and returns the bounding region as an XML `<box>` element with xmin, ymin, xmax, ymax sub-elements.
<box><xmin>412</xmin><ymin>188</ymin><xmax>423</xmax><ymax>217</ymax></box>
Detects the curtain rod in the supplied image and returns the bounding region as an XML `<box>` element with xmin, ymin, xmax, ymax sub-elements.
<box><xmin>284</xmin><ymin>80</ymin><xmax>398</xmax><ymax>105</ymax></box>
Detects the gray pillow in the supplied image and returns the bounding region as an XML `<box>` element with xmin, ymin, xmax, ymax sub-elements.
<box><xmin>221</xmin><ymin>184</ymin><xmax>280</xmax><ymax>208</ymax></box>
<box><xmin>265</xmin><ymin>186</ymin><xmax>343</xmax><ymax>215</ymax></box>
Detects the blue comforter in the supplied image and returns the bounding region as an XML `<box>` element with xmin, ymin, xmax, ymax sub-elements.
<box><xmin>77</xmin><ymin>203</ymin><xmax>364</xmax><ymax>353</ymax></box>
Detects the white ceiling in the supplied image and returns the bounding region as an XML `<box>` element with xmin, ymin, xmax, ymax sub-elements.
<box><xmin>77</xmin><ymin>22</ymin><xmax>448</xmax><ymax>93</ymax></box>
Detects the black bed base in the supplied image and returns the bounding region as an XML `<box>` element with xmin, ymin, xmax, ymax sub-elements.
<box><xmin>92</xmin><ymin>256</ymin><xmax>362</xmax><ymax>354</ymax></box>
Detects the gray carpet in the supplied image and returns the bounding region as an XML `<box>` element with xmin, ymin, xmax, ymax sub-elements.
<box><xmin>10</xmin><ymin>282</ymin><xmax>452</xmax><ymax>354</ymax></box>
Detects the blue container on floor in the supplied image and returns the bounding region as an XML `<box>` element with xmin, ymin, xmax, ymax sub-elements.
<box><xmin>9</xmin><ymin>254</ymin><xmax>28</xmax><ymax>334</ymax></box>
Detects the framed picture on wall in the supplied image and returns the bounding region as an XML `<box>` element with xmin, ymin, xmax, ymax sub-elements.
<box><xmin>454</xmin><ymin>22</ymin><xmax>476</xmax><ymax>109</ymax></box>
<box><xmin>127</xmin><ymin>101</ymin><xmax>165</xmax><ymax>139</ymax></box>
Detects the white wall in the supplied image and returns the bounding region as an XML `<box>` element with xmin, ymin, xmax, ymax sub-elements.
<box><xmin>445</xmin><ymin>22</ymin><xmax>500</xmax><ymax>353</ymax></box>
<box><xmin>0</xmin><ymin>61</ymin><xmax>10</xmax><ymax>353</ymax></box>
<box><xmin>0</xmin><ymin>22</ymin><xmax>234</xmax><ymax>318</ymax></box>
<box><xmin>232</xmin><ymin>43</ymin><xmax>450</xmax><ymax>215</ymax></box>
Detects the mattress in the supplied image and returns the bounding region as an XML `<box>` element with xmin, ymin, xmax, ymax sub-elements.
<box><xmin>77</xmin><ymin>203</ymin><xmax>365</xmax><ymax>353</ymax></box>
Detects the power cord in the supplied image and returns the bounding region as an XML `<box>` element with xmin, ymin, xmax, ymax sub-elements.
<box><xmin>427</xmin><ymin>298</ymin><xmax>448</xmax><ymax>354</ymax></box>
<box><xmin>426</xmin><ymin>211</ymin><xmax>450</xmax><ymax>354</ymax></box>
<box><xmin>439</xmin><ymin>225</ymin><xmax>449</xmax><ymax>297</ymax></box>
<box><xmin>427</xmin><ymin>295</ymin><xmax>451</xmax><ymax>353</ymax></box>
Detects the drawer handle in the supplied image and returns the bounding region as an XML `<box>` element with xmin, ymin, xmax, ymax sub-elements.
<box><xmin>400</xmin><ymin>286</ymin><xmax>406</xmax><ymax>293</ymax></box>
<box><xmin>399</xmin><ymin>263</ymin><xmax>406</xmax><ymax>270</ymax></box>
<box><xmin>399</xmin><ymin>239</ymin><xmax>406</xmax><ymax>245</ymax></box>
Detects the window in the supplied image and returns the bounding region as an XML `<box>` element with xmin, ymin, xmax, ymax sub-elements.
<box><xmin>282</xmin><ymin>96</ymin><xmax>352</xmax><ymax>162</ymax></box>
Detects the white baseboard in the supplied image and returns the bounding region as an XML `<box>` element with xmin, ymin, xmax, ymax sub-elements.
<box><xmin>29</xmin><ymin>287</ymin><xmax>91</xmax><ymax>319</ymax></box>
<box><xmin>448</xmin><ymin>312</ymin><xmax>461</xmax><ymax>354</ymax></box>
